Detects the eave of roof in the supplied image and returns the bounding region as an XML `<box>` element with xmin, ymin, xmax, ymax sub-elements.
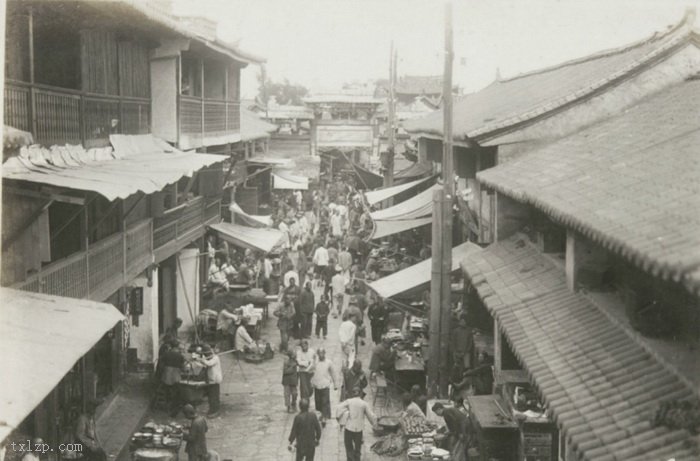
<box><xmin>405</xmin><ymin>11</ymin><xmax>698</xmax><ymax>142</ymax></box>
<box><xmin>477</xmin><ymin>78</ymin><xmax>700</xmax><ymax>295</ymax></box>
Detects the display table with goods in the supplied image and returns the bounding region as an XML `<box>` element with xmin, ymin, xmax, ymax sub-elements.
<box><xmin>466</xmin><ymin>395</ymin><xmax>519</xmax><ymax>461</ymax></box>
<box><xmin>388</xmin><ymin>316</ymin><xmax>428</xmax><ymax>392</ymax></box>
<box><xmin>129</xmin><ymin>422</ymin><xmax>183</xmax><ymax>461</ymax></box>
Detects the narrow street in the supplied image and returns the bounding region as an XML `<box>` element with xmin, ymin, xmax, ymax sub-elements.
<box><xmin>145</xmin><ymin>281</ymin><xmax>400</xmax><ymax>460</ymax></box>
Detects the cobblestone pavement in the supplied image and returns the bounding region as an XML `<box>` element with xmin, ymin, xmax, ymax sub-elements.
<box><xmin>147</xmin><ymin>282</ymin><xmax>404</xmax><ymax>460</ymax></box>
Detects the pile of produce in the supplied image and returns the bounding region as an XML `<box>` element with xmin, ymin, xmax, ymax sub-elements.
<box><xmin>371</xmin><ymin>433</ymin><xmax>407</xmax><ymax>456</ymax></box>
<box><xmin>652</xmin><ymin>399</ymin><xmax>700</xmax><ymax>434</ymax></box>
<box><xmin>401</xmin><ymin>415</ymin><xmax>437</xmax><ymax>437</ymax></box>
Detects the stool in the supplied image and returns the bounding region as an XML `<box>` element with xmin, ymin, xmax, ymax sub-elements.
<box><xmin>372</xmin><ymin>374</ymin><xmax>389</xmax><ymax>409</ymax></box>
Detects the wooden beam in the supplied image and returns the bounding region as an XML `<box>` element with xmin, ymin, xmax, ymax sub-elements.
<box><xmin>4</xmin><ymin>186</ymin><xmax>86</xmax><ymax>205</ymax></box>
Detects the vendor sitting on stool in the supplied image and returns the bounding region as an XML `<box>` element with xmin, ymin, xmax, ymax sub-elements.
<box><xmin>368</xmin><ymin>337</ymin><xmax>395</xmax><ymax>379</ymax></box>
<box><xmin>234</xmin><ymin>317</ymin><xmax>256</xmax><ymax>353</ymax></box>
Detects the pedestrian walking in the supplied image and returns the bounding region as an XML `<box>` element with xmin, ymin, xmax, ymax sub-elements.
<box><xmin>311</xmin><ymin>348</ymin><xmax>337</xmax><ymax>425</ymax></box>
<box><xmin>300</xmin><ymin>282</ymin><xmax>315</xmax><ymax>338</ymax></box>
<box><xmin>331</xmin><ymin>268</ymin><xmax>347</xmax><ymax>317</ymax></box>
<box><xmin>183</xmin><ymin>404</ymin><xmax>208</xmax><ymax>461</ymax></box>
<box><xmin>338</xmin><ymin>312</ymin><xmax>357</xmax><ymax>367</ymax></box>
<box><xmin>336</xmin><ymin>388</ymin><xmax>378</xmax><ymax>461</ymax></box>
<box><xmin>367</xmin><ymin>299</ymin><xmax>387</xmax><ymax>345</ymax></box>
<box><xmin>314</xmin><ymin>294</ymin><xmax>330</xmax><ymax>339</ymax></box>
<box><xmin>288</xmin><ymin>399</ymin><xmax>322</xmax><ymax>461</ymax></box>
<box><xmin>75</xmin><ymin>400</ymin><xmax>106</xmax><ymax>461</ymax></box>
<box><xmin>274</xmin><ymin>300</ymin><xmax>296</xmax><ymax>352</ymax></box>
<box><xmin>296</xmin><ymin>339</ymin><xmax>316</xmax><ymax>400</ymax></box>
<box><xmin>283</xmin><ymin>350</ymin><xmax>299</xmax><ymax>413</ymax></box>
<box><xmin>341</xmin><ymin>359</ymin><xmax>368</xmax><ymax>401</ymax></box>
<box><xmin>197</xmin><ymin>347</ymin><xmax>223</xmax><ymax>416</ymax></box>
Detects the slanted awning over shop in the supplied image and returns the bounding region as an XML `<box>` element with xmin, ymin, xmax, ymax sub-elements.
<box><xmin>371</xmin><ymin>217</ymin><xmax>432</xmax><ymax>240</ymax></box>
<box><xmin>460</xmin><ymin>235</ymin><xmax>698</xmax><ymax>461</ymax></box>
<box><xmin>370</xmin><ymin>184</ymin><xmax>441</xmax><ymax>221</ymax></box>
<box><xmin>272</xmin><ymin>169</ymin><xmax>309</xmax><ymax>190</ymax></box>
<box><xmin>369</xmin><ymin>241</ymin><xmax>480</xmax><ymax>299</ymax></box>
<box><xmin>228</xmin><ymin>202</ymin><xmax>272</xmax><ymax>228</ymax></box>
<box><xmin>395</xmin><ymin>162</ymin><xmax>432</xmax><ymax>180</ymax></box>
<box><xmin>364</xmin><ymin>175</ymin><xmax>434</xmax><ymax>206</ymax></box>
<box><xmin>1</xmin><ymin>134</ymin><xmax>224</xmax><ymax>201</ymax></box>
<box><xmin>210</xmin><ymin>222</ymin><xmax>284</xmax><ymax>253</ymax></box>
<box><xmin>0</xmin><ymin>288</ymin><xmax>124</xmax><ymax>442</ymax></box>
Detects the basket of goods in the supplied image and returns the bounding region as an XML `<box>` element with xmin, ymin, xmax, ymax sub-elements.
<box><xmin>378</xmin><ymin>415</ymin><xmax>401</xmax><ymax>432</ymax></box>
<box><xmin>401</xmin><ymin>415</ymin><xmax>437</xmax><ymax>437</ymax></box>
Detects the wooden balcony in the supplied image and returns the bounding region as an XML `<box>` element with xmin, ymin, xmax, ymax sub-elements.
<box><xmin>153</xmin><ymin>196</ymin><xmax>221</xmax><ymax>263</ymax></box>
<box><xmin>13</xmin><ymin>219</ymin><xmax>153</xmax><ymax>302</ymax></box>
<box><xmin>4</xmin><ymin>80</ymin><xmax>150</xmax><ymax>147</ymax></box>
<box><xmin>178</xmin><ymin>95</ymin><xmax>240</xmax><ymax>149</ymax></box>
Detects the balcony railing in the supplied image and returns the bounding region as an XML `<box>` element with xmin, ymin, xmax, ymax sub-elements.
<box><xmin>153</xmin><ymin>196</ymin><xmax>221</xmax><ymax>262</ymax></box>
<box><xmin>4</xmin><ymin>80</ymin><xmax>150</xmax><ymax>147</ymax></box>
<box><xmin>179</xmin><ymin>95</ymin><xmax>240</xmax><ymax>139</ymax></box>
<box><xmin>13</xmin><ymin>219</ymin><xmax>153</xmax><ymax>302</ymax></box>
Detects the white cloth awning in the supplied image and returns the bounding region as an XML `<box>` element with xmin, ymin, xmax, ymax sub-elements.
<box><xmin>1</xmin><ymin>134</ymin><xmax>225</xmax><ymax>201</ymax></box>
<box><xmin>210</xmin><ymin>222</ymin><xmax>284</xmax><ymax>253</ymax></box>
<box><xmin>370</xmin><ymin>184</ymin><xmax>441</xmax><ymax>221</ymax></box>
<box><xmin>0</xmin><ymin>288</ymin><xmax>124</xmax><ymax>442</ymax></box>
<box><xmin>247</xmin><ymin>157</ymin><xmax>292</xmax><ymax>166</ymax></box>
<box><xmin>371</xmin><ymin>217</ymin><xmax>432</xmax><ymax>240</ymax></box>
<box><xmin>272</xmin><ymin>169</ymin><xmax>309</xmax><ymax>190</ymax></box>
<box><xmin>364</xmin><ymin>175</ymin><xmax>434</xmax><ymax>206</ymax></box>
<box><xmin>228</xmin><ymin>202</ymin><xmax>273</xmax><ymax>228</ymax></box>
<box><xmin>368</xmin><ymin>241</ymin><xmax>481</xmax><ymax>299</ymax></box>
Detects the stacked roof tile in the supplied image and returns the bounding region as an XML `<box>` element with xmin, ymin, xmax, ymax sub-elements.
<box><xmin>404</xmin><ymin>13</ymin><xmax>698</xmax><ymax>143</ymax></box>
<box><xmin>478</xmin><ymin>78</ymin><xmax>700</xmax><ymax>295</ymax></box>
<box><xmin>461</xmin><ymin>236</ymin><xmax>698</xmax><ymax>461</ymax></box>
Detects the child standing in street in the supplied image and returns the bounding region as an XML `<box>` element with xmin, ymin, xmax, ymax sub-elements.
<box><xmin>283</xmin><ymin>350</ymin><xmax>299</xmax><ymax>413</ymax></box>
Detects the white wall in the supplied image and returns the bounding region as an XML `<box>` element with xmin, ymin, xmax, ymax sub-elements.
<box><xmin>129</xmin><ymin>270</ymin><xmax>160</xmax><ymax>364</ymax></box>
<box><xmin>176</xmin><ymin>249</ymin><xmax>200</xmax><ymax>333</ymax></box>
<box><xmin>151</xmin><ymin>57</ymin><xmax>178</xmax><ymax>143</ymax></box>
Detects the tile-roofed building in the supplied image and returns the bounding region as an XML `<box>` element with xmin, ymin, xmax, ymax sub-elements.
<box><xmin>404</xmin><ymin>10</ymin><xmax>699</xmax><ymax>145</ymax></box>
<box><xmin>461</xmin><ymin>236</ymin><xmax>699</xmax><ymax>461</ymax></box>
<box><xmin>478</xmin><ymin>77</ymin><xmax>700</xmax><ymax>296</ymax></box>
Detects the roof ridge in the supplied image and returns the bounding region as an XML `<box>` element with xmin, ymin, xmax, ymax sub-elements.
<box><xmin>500</xmin><ymin>10</ymin><xmax>694</xmax><ymax>84</ymax></box>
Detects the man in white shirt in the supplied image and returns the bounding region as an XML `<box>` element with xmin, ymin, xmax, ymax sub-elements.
<box><xmin>278</xmin><ymin>220</ymin><xmax>291</xmax><ymax>249</ymax></box>
<box><xmin>312</xmin><ymin>243</ymin><xmax>329</xmax><ymax>285</ymax></box>
<box><xmin>296</xmin><ymin>339</ymin><xmax>316</xmax><ymax>401</ymax></box>
<box><xmin>331</xmin><ymin>269</ymin><xmax>347</xmax><ymax>317</ymax></box>
<box><xmin>338</xmin><ymin>312</ymin><xmax>357</xmax><ymax>367</ymax></box>
<box><xmin>198</xmin><ymin>348</ymin><xmax>223</xmax><ymax>416</ymax></box>
<box><xmin>311</xmin><ymin>348</ymin><xmax>337</xmax><ymax>425</ymax></box>
<box><xmin>330</xmin><ymin>210</ymin><xmax>343</xmax><ymax>238</ymax></box>
<box><xmin>234</xmin><ymin>321</ymin><xmax>256</xmax><ymax>352</ymax></box>
<box><xmin>208</xmin><ymin>258</ymin><xmax>228</xmax><ymax>291</ymax></box>
<box><xmin>336</xmin><ymin>388</ymin><xmax>377</xmax><ymax>461</ymax></box>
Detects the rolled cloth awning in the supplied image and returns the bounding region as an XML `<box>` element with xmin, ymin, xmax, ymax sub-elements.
<box><xmin>1</xmin><ymin>134</ymin><xmax>225</xmax><ymax>201</ymax></box>
<box><xmin>368</xmin><ymin>241</ymin><xmax>481</xmax><ymax>299</ymax></box>
<box><xmin>395</xmin><ymin>162</ymin><xmax>432</xmax><ymax>180</ymax></box>
<box><xmin>210</xmin><ymin>222</ymin><xmax>284</xmax><ymax>253</ymax></box>
<box><xmin>371</xmin><ymin>217</ymin><xmax>432</xmax><ymax>240</ymax></box>
<box><xmin>228</xmin><ymin>202</ymin><xmax>272</xmax><ymax>228</ymax></box>
<box><xmin>0</xmin><ymin>288</ymin><xmax>124</xmax><ymax>442</ymax></box>
<box><xmin>272</xmin><ymin>169</ymin><xmax>309</xmax><ymax>190</ymax></box>
<box><xmin>364</xmin><ymin>175</ymin><xmax>435</xmax><ymax>206</ymax></box>
<box><xmin>370</xmin><ymin>184</ymin><xmax>441</xmax><ymax>221</ymax></box>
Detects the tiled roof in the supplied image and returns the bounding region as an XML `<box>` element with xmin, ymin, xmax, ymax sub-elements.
<box><xmin>404</xmin><ymin>12</ymin><xmax>697</xmax><ymax>142</ymax></box>
<box><xmin>461</xmin><ymin>236</ymin><xmax>699</xmax><ymax>461</ymax></box>
<box><xmin>478</xmin><ymin>78</ymin><xmax>700</xmax><ymax>295</ymax></box>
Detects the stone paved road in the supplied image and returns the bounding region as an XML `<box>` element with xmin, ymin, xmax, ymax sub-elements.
<box><xmin>147</xmin><ymin>282</ymin><xmax>404</xmax><ymax>460</ymax></box>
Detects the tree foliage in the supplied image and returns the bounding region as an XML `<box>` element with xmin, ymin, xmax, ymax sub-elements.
<box><xmin>257</xmin><ymin>72</ymin><xmax>309</xmax><ymax>106</ymax></box>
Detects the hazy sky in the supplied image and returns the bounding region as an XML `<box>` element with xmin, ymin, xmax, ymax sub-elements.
<box><xmin>175</xmin><ymin>0</ymin><xmax>699</xmax><ymax>99</ymax></box>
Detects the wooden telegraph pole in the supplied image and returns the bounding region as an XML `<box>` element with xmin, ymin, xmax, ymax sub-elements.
<box><xmin>384</xmin><ymin>41</ymin><xmax>397</xmax><ymax>189</ymax></box>
<box><xmin>428</xmin><ymin>1</ymin><xmax>454</xmax><ymax>398</ymax></box>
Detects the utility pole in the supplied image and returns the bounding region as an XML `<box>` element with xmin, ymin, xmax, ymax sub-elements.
<box><xmin>384</xmin><ymin>41</ymin><xmax>397</xmax><ymax>189</ymax></box>
<box><xmin>428</xmin><ymin>1</ymin><xmax>454</xmax><ymax>398</ymax></box>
